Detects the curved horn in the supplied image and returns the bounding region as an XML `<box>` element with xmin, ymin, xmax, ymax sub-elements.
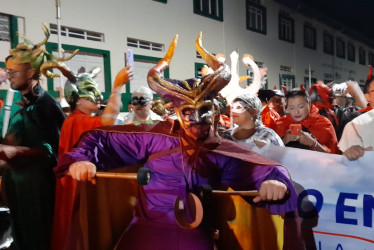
<box><xmin>40</xmin><ymin>61</ymin><xmax>76</xmax><ymax>82</ymax></box>
<box><xmin>195</xmin><ymin>32</ymin><xmax>221</xmax><ymax>71</ymax></box>
<box><xmin>35</xmin><ymin>24</ymin><xmax>50</xmax><ymax>48</ymax></box>
<box><xmin>300</xmin><ymin>83</ymin><xmax>306</xmax><ymax>93</ymax></box>
<box><xmin>242</xmin><ymin>54</ymin><xmax>262</xmax><ymax>96</ymax></box>
<box><xmin>367</xmin><ymin>65</ymin><xmax>373</xmax><ymax>81</ymax></box>
<box><xmin>55</xmin><ymin>49</ymin><xmax>79</xmax><ymax>62</ymax></box>
<box><xmin>281</xmin><ymin>85</ymin><xmax>288</xmax><ymax>95</ymax></box>
<box><xmin>148</xmin><ymin>35</ymin><xmax>178</xmax><ymax>78</ymax></box>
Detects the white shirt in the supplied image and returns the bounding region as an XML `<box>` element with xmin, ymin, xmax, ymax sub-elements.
<box><xmin>338</xmin><ymin>109</ymin><xmax>374</xmax><ymax>151</ymax></box>
<box><xmin>117</xmin><ymin>110</ymin><xmax>163</xmax><ymax>125</ymax></box>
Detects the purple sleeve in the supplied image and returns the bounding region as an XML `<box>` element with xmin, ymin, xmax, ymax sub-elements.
<box><xmin>55</xmin><ymin>129</ymin><xmax>169</xmax><ymax>177</ymax></box>
<box><xmin>220</xmin><ymin>158</ymin><xmax>297</xmax><ymax>214</ymax></box>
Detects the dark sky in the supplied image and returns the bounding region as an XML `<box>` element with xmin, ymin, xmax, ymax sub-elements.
<box><xmin>277</xmin><ymin>0</ymin><xmax>374</xmax><ymax>47</ymax></box>
<box><xmin>304</xmin><ymin>0</ymin><xmax>374</xmax><ymax>40</ymax></box>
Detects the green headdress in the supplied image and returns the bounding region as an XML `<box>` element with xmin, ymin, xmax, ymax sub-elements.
<box><xmin>64</xmin><ymin>67</ymin><xmax>103</xmax><ymax>103</ymax></box>
<box><xmin>8</xmin><ymin>24</ymin><xmax>78</xmax><ymax>79</ymax></box>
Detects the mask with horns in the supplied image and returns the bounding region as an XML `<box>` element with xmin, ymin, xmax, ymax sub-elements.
<box><xmin>147</xmin><ymin>32</ymin><xmax>231</xmax><ymax>141</ymax></box>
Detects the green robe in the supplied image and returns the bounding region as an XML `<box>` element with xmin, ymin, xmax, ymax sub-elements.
<box><xmin>1</xmin><ymin>85</ymin><xmax>65</xmax><ymax>250</ymax></box>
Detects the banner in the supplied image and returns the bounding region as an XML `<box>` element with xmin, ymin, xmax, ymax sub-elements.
<box><xmin>250</xmin><ymin>144</ymin><xmax>374</xmax><ymax>249</ymax></box>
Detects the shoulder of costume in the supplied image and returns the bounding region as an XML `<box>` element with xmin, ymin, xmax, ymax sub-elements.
<box><xmin>87</xmin><ymin>119</ymin><xmax>179</xmax><ymax>138</ymax></box>
<box><xmin>212</xmin><ymin>138</ymin><xmax>282</xmax><ymax>167</ymax></box>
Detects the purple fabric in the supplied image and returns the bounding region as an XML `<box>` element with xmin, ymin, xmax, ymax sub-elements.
<box><xmin>57</xmin><ymin>126</ymin><xmax>297</xmax><ymax>250</ymax></box>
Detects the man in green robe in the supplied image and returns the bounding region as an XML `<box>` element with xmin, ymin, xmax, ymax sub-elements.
<box><xmin>0</xmin><ymin>25</ymin><xmax>74</xmax><ymax>250</ymax></box>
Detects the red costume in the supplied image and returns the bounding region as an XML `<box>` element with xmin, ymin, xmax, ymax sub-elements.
<box><xmin>274</xmin><ymin>105</ymin><xmax>339</xmax><ymax>154</ymax></box>
<box><xmin>261</xmin><ymin>103</ymin><xmax>280</xmax><ymax>130</ymax></box>
<box><xmin>52</xmin><ymin>110</ymin><xmax>101</xmax><ymax>250</ymax></box>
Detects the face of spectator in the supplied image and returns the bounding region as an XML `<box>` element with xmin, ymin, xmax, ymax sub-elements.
<box><xmin>365</xmin><ymin>80</ymin><xmax>374</xmax><ymax>107</ymax></box>
<box><xmin>287</xmin><ymin>96</ymin><xmax>311</xmax><ymax>122</ymax></box>
<box><xmin>332</xmin><ymin>95</ymin><xmax>347</xmax><ymax>107</ymax></box>
<box><xmin>231</xmin><ymin>101</ymin><xmax>254</xmax><ymax>126</ymax></box>
<box><xmin>269</xmin><ymin>95</ymin><xmax>286</xmax><ymax>116</ymax></box>
<box><xmin>131</xmin><ymin>93</ymin><xmax>152</xmax><ymax>121</ymax></box>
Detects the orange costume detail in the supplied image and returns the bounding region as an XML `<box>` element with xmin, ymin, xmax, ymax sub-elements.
<box><xmin>357</xmin><ymin>106</ymin><xmax>373</xmax><ymax>113</ymax></box>
<box><xmin>52</xmin><ymin>110</ymin><xmax>101</xmax><ymax>250</ymax></box>
<box><xmin>274</xmin><ymin>105</ymin><xmax>339</xmax><ymax>154</ymax></box>
<box><xmin>261</xmin><ymin>103</ymin><xmax>280</xmax><ymax>130</ymax></box>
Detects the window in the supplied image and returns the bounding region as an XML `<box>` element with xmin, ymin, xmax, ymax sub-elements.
<box><xmin>193</xmin><ymin>0</ymin><xmax>223</xmax><ymax>21</ymax></box>
<box><xmin>279</xmin><ymin>74</ymin><xmax>295</xmax><ymax>89</ymax></box>
<box><xmin>347</xmin><ymin>43</ymin><xmax>355</xmax><ymax>62</ymax></box>
<box><xmin>127</xmin><ymin>38</ymin><xmax>164</xmax><ymax>52</ymax></box>
<box><xmin>304</xmin><ymin>24</ymin><xmax>316</xmax><ymax>50</ymax></box>
<box><xmin>359</xmin><ymin>48</ymin><xmax>366</xmax><ymax>65</ymax></box>
<box><xmin>336</xmin><ymin>38</ymin><xmax>345</xmax><ymax>58</ymax></box>
<box><xmin>323</xmin><ymin>33</ymin><xmax>334</xmax><ymax>55</ymax></box>
<box><xmin>0</xmin><ymin>13</ymin><xmax>10</xmax><ymax>41</ymax></box>
<box><xmin>195</xmin><ymin>62</ymin><xmax>206</xmax><ymax>78</ymax></box>
<box><xmin>153</xmin><ymin>0</ymin><xmax>167</xmax><ymax>3</ymax></box>
<box><xmin>279</xmin><ymin>13</ymin><xmax>294</xmax><ymax>43</ymax></box>
<box><xmin>369</xmin><ymin>52</ymin><xmax>374</xmax><ymax>66</ymax></box>
<box><xmin>246</xmin><ymin>0</ymin><xmax>266</xmax><ymax>34</ymax></box>
<box><xmin>49</xmin><ymin>24</ymin><xmax>104</xmax><ymax>42</ymax></box>
<box><xmin>280</xmin><ymin>65</ymin><xmax>292</xmax><ymax>72</ymax></box>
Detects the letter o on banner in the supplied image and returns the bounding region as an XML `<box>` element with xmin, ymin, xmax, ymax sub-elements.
<box><xmin>297</xmin><ymin>189</ymin><xmax>324</xmax><ymax>219</ymax></box>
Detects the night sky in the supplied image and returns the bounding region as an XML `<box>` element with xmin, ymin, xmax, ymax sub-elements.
<box><xmin>277</xmin><ymin>0</ymin><xmax>374</xmax><ymax>46</ymax></box>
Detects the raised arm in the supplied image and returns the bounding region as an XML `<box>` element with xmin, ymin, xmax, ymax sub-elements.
<box><xmin>101</xmin><ymin>66</ymin><xmax>134</xmax><ymax>126</ymax></box>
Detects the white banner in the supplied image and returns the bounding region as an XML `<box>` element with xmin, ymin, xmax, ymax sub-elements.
<box><xmin>248</xmin><ymin>144</ymin><xmax>374</xmax><ymax>249</ymax></box>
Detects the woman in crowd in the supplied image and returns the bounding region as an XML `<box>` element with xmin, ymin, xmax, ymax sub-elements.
<box><xmin>221</xmin><ymin>94</ymin><xmax>284</xmax><ymax>147</ymax></box>
<box><xmin>274</xmin><ymin>89</ymin><xmax>339</xmax><ymax>153</ymax></box>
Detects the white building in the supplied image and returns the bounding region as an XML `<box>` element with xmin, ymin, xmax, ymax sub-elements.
<box><xmin>1</xmin><ymin>0</ymin><xmax>373</xmax><ymax>110</ymax></box>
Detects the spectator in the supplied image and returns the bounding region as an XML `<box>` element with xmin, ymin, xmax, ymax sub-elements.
<box><xmin>221</xmin><ymin>94</ymin><xmax>284</xmax><ymax>147</ymax></box>
<box><xmin>338</xmin><ymin>109</ymin><xmax>374</xmax><ymax>160</ymax></box>
<box><xmin>119</xmin><ymin>86</ymin><xmax>162</xmax><ymax>124</ymax></box>
<box><xmin>274</xmin><ymin>89</ymin><xmax>339</xmax><ymax>153</ymax></box>
<box><xmin>258</xmin><ymin>89</ymin><xmax>281</xmax><ymax>129</ymax></box>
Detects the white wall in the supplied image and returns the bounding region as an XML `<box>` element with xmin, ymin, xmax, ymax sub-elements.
<box><xmin>1</xmin><ymin>0</ymin><xmax>373</xmax><ymax>93</ymax></box>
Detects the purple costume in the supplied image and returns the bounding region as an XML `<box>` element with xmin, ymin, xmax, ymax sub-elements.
<box><xmin>56</xmin><ymin>120</ymin><xmax>297</xmax><ymax>250</ymax></box>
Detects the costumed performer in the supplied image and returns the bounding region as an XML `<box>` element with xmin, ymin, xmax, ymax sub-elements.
<box><xmin>1</xmin><ymin>24</ymin><xmax>74</xmax><ymax>250</ymax></box>
<box><xmin>52</xmin><ymin>65</ymin><xmax>133</xmax><ymax>250</ymax></box>
<box><xmin>56</xmin><ymin>33</ymin><xmax>298</xmax><ymax>250</ymax></box>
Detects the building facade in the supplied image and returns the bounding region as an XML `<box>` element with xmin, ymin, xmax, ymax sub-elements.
<box><xmin>1</xmin><ymin>0</ymin><xmax>373</xmax><ymax>109</ymax></box>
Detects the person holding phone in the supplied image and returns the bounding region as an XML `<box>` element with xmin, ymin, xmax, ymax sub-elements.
<box><xmin>274</xmin><ymin>89</ymin><xmax>339</xmax><ymax>153</ymax></box>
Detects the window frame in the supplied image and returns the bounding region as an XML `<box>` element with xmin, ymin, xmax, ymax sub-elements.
<box><xmin>304</xmin><ymin>24</ymin><xmax>317</xmax><ymax>50</ymax></box>
<box><xmin>336</xmin><ymin>38</ymin><xmax>345</xmax><ymax>59</ymax></box>
<box><xmin>193</xmin><ymin>0</ymin><xmax>223</xmax><ymax>22</ymax></box>
<box><xmin>323</xmin><ymin>33</ymin><xmax>334</xmax><ymax>55</ymax></box>
<box><xmin>369</xmin><ymin>52</ymin><xmax>374</xmax><ymax>66</ymax></box>
<box><xmin>347</xmin><ymin>43</ymin><xmax>355</xmax><ymax>62</ymax></box>
<box><xmin>359</xmin><ymin>48</ymin><xmax>366</xmax><ymax>65</ymax></box>
<box><xmin>246</xmin><ymin>0</ymin><xmax>267</xmax><ymax>35</ymax></box>
<box><xmin>45</xmin><ymin>43</ymin><xmax>112</xmax><ymax>98</ymax></box>
<box><xmin>278</xmin><ymin>13</ymin><xmax>295</xmax><ymax>43</ymax></box>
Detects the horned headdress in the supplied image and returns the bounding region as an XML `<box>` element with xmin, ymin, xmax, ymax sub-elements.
<box><xmin>8</xmin><ymin>24</ymin><xmax>78</xmax><ymax>79</ymax></box>
<box><xmin>147</xmin><ymin>32</ymin><xmax>231</xmax><ymax>107</ymax></box>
